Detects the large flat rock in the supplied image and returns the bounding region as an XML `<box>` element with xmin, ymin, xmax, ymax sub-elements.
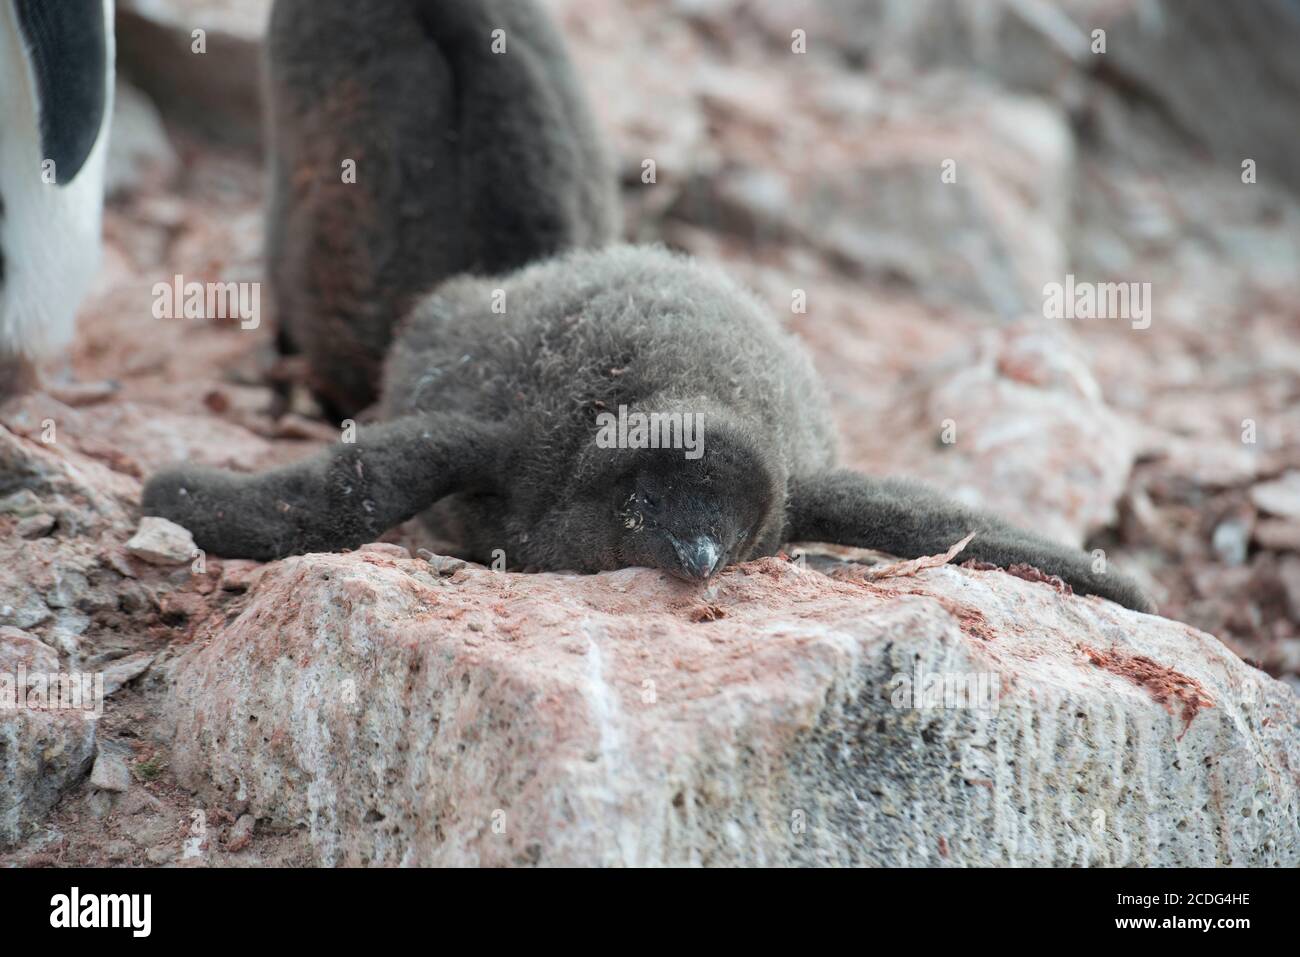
<box><xmin>163</xmin><ymin>547</ymin><xmax>1299</xmax><ymax>866</ymax></box>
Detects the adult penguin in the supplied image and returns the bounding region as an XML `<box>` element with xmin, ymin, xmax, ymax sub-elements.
<box><xmin>0</xmin><ymin>0</ymin><xmax>115</xmax><ymax>400</ymax></box>
<box><xmin>265</xmin><ymin>0</ymin><xmax>621</xmax><ymax>420</ymax></box>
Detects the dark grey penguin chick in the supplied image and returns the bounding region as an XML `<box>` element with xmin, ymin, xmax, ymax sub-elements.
<box><xmin>143</xmin><ymin>245</ymin><xmax>1154</xmax><ymax>613</ymax></box>
<box><xmin>264</xmin><ymin>0</ymin><xmax>620</xmax><ymax>418</ymax></box>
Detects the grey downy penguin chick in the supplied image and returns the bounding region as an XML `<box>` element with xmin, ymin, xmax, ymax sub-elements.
<box><xmin>264</xmin><ymin>0</ymin><xmax>620</xmax><ymax>418</ymax></box>
<box><xmin>0</xmin><ymin>0</ymin><xmax>115</xmax><ymax>399</ymax></box>
<box><xmin>143</xmin><ymin>246</ymin><xmax>1155</xmax><ymax>613</ymax></box>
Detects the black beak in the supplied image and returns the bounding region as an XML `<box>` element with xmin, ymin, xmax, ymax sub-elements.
<box><xmin>672</xmin><ymin>535</ymin><xmax>722</xmax><ymax>581</ymax></box>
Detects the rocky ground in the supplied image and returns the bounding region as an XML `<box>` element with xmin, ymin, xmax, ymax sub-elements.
<box><xmin>1</xmin><ymin>0</ymin><xmax>1297</xmax><ymax>866</ymax></box>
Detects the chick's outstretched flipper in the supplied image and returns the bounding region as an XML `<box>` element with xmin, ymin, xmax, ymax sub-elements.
<box><xmin>142</xmin><ymin>415</ymin><xmax>508</xmax><ymax>560</ymax></box>
<box><xmin>785</xmin><ymin>470</ymin><xmax>1154</xmax><ymax>613</ymax></box>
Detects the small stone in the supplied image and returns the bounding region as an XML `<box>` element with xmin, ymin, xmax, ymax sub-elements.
<box><xmin>131</xmin><ymin>816</ymin><xmax>174</xmax><ymax>848</ymax></box>
<box><xmin>0</xmin><ymin>594</ymin><xmax>51</xmax><ymax>631</ymax></box>
<box><xmin>102</xmin><ymin>652</ymin><xmax>156</xmax><ymax>696</ymax></box>
<box><xmin>47</xmin><ymin>629</ymin><xmax>82</xmax><ymax>662</ymax></box>
<box><xmin>287</xmin><ymin>383</ymin><xmax>324</xmax><ymax>420</ymax></box>
<box><xmin>1250</xmin><ymin>471</ymin><xmax>1300</xmax><ymax>521</ymax></box>
<box><xmin>358</xmin><ymin>542</ymin><xmax>411</xmax><ymax>560</ymax></box>
<box><xmin>45</xmin><ymin>380</ymin><xmax>120</xmax><ymax>407</ymax></box>
<box><xmin>45</xmin><ymin>568</ymin><xmax>89</xmax><ymax>609</ymax></box>
<box><xmin>102</xmin><ymin>549</ymin><xmax>138</xmax><ymax>579</ymax></box>
<box><xmin>0</xmin><ymin>489</ymin><xmax>43</xmax><ymax>517</ymax></box>
<box><xmin>226</xmin><ymin>814</ymin><xmax>256</xmax><ymax>852</ymax></box>
<box><xmin>126</xmin><ymin>516</ymin><xmax>197</xmax><ymax>566</ymax></box>
<box><xmin>145</xmin><ymin>845</ymin><xmax>175</xmax><ymax>865</ymax></box>
<box><xmin>1211</xmin><ymin>518</ymin><xmax>1251</xmax><ymax>566</ymax></box>
<box><xmin>270</xmin><ymin>413</ymin><xmax>339</xmax><ymax>441</ymax></box>
<box><xmin>1254</xmin><ymin>519</ymin><xmax>1300</xmax><ymax>552</ymax></box>
<box><xmin>117</xmin><ymin>788</ymin><xmax>165</xmax><ymax>817</ymax></box>
<box><xmin>106</xmin><ymin>840</ymin><xmax>136</xmax><ymax>862</ymax></box>
<box><xmin>1280</xmin><ymin>558</ymin><xmax>1300</xmax><ymax>622</ymax></box>
<box><xmin>0</xmin><ymin>627</ymin><xmax>59</xmax><ymax>672</ymax></box>
<box><xmin>90</xmin><ymin>748</ymin><xmax>132</xmax><ymax>793</ymax></box>
<box><xmin>159</xmin><ymin>591</ymin><xmax>207</xmax><ymax>621</ymax></box>
<box><xmin>417</xmin><ymin>550</ymin><xmax>467</xmax><ymax>576</ymax></box>
<box><xmin>219</xmin><ymin>559</ymin><xmax>264</xmax><ymax>592</ymax></box>
<box><xmin>87</xmin><ymin>789</ymin><xmax>115</xmax><ymax>819</ymax></box>
<box><xmin>16</xmin><ymin>513</ymin><xmax>55</xmax><ymax>539</ymax></box>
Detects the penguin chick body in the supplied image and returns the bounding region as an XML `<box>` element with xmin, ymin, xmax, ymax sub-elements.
<box><xmin>144</xmin><ymin>246</ymin><xmax>1154</xmax><ymax>613</ymax></box>
<box><xmin>0</xmin><ymin>0</ymin><xmax>115</xmax><ymax>393</ymax></box>
<box><xmin>265</xmin><ymin>0</ymin><xmax>620</xmax><ymax>418</ymax></box>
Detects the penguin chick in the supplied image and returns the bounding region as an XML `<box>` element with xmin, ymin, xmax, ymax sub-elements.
<box><xmin>265</xmin><ymin>0</ymin><xmax>620</xmax><ymax>419</ymax></box>
<box><xmin>0</xmin><ymin>0</ymin><xmax>115</xmax><ymax>399</ymax></box>
<box><xmin>143</xmin><ymin>246</ymin><xmax>1155</xmax><ymax>613</ymax></box>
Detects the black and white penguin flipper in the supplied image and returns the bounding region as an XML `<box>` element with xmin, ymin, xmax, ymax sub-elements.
<box><xmin>0</xmin><ymin>0</ymin><xmax>115</xmax><ymax>399</ymax></box>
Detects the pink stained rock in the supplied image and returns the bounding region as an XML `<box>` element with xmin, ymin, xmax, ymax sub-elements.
<box><xmin>162</xmin><ymin>550</ymin><xmax>1299</xmax><ymax>867</ymax></box>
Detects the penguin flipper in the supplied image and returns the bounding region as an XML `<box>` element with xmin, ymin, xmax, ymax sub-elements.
<box><xmin>141</xmin><ymin>415</ymin><xmax>507</xmax><ymax>561</ymax></box>
<box><xmin>784</xmin><ymin>470</ymin><xmax>1155</xmax><ymax>613</ymax></box>
<box><xmin>13</xmin><ymin>0</ymin><xmax>110</xmax><ymax>185</ymax></box>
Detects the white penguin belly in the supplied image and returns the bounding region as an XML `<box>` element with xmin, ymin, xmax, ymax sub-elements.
<box><xmin>0</xmin><ymin>0</ymin><xmax>114</xmax><ymax>360</ymax></box>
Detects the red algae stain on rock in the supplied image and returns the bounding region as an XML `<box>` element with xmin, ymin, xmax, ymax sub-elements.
<box><xmin>1005</xmin><ymin>564</ymin><xmax>1074</xmax><ymax>597</ymax></box>
<box><xmin>849</xmin><ymin>574</ymin><xmax>999</xmax><ymax>644</ymax></box>
<box><xmin>1081</xmin><ymin>645</ymin><xmax>1214</xmax><ymax>736</ymax></box>
<box><xmin>689</xmin><ymin>603</ymin><xmax>726</xmax><ymax>622</ymax></box>
<box><xmin>962</xmin><ymin>560</ymin><xmax>1074</xmax><ymax>597</ymax></box>
<box><xmin>939</xmin><ymin>598</ymin><xmax>998</xmax><ymax>643</ymax></box>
